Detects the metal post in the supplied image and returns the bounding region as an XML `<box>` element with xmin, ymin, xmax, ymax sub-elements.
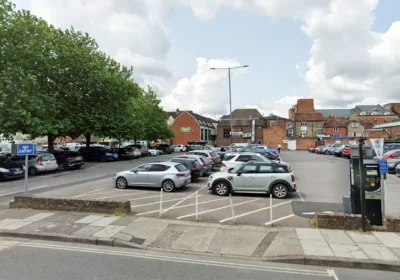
<box><xmin>229</xmin><ymin>193</ymin><xmax>235</xmax><ymax>223</ymax></box>
<box><xmin>195</xmin><ymin>191</ymin><xmax>199</xmax><ymax>221</ymax></box>
<box><xmin>358</xmin><ymin>140</ymin><xmax>366</xmax><ymax>231</ymax></box>
<box><xmin>381</xmin><ymin>175</ymin><xmax>385</xmax><ymax>217</ymax></box>
<box><xmin>24</xmin><ymin>155</ymin><xmax>28</xmax><ymax>195</ymax></box>
<box><xmin>269</xmin><ymin>193</ymin><xmax>273</xmax><ymax>227</ymax></box>
<box><xmin>159</xmin><ymin>188</ymin><xmax>163</xmax><ymax>218</ymax></box>
<box><xmin>228</xmin><ymin>68</ymin><xmax>233</xmax><ymax>145</ymax></box>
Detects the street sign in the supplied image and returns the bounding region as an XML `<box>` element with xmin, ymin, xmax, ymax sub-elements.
<box><xmin>378</xmin><ymin>159</ymin><xmax>388</xmax><ymax>174</ymax></box>
<box><xmin>17</xmin><ymin>143</ymin><xmax>35</xmax><ymax>156</ymax></box>
<box><xmin>370</xmin><ymin>138</ymin><xmax>384</xmax><ymax>159</ymax></box>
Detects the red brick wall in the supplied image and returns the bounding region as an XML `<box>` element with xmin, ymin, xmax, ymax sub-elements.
<box><xmin>262</xmin><ymin>127</ymin><xmax>287</xmax><ymax>150</ymax></box>
<box><xmin>390</xmin><ymin>126</ymin><xmax>400</xmax><ymax>139</ymax></box>
<box><xmin>171</xmin><ymin>112</ymin><xmax>200</xmax><ymax>145</ymax></box>
<box><xmin>217</xmin><ymin>126</ymin><xmax>263</xmax><ymax>146</ymax></box>
<box><xmin>296</xmin><ymin>99</ymin><xmax>314</xmax><ymax>113</ymax></box>
<box><xmin>358</xmin><ymin>116</ymin><xmax>398</xmax><ymax>125</ymax></box>
<box><xmin>392</xmin><ymin>104</ymin><xmax>400</xmax><ymax>115</ymax></box>
<box><xmin>325</xmin><ymin>127</ymin><xmax>347</xmax><ymax>136</ymax></box>
<box><xmin>364</xmin><ymin>129</ymin><xmax>390</xmax><ymax>139</ymax></box>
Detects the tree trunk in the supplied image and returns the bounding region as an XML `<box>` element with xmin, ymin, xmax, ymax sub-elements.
<box><xmin>47</xmin><ymin>135</ymin><xmax>55</xmax><ymax>153</ymax></box>
<box><xmin>85</xmin><ymin>133</ymin><xmax>91</xmax><ymax>148</ymax></box>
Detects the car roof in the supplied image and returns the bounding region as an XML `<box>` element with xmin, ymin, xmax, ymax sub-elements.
<box><xmin>170</xmin><ymin>157</ymin><xmax>196</xmax><ymax>162</ymax></box>
<box><xmin>234</xmin><ymin>152</ymin><xmax>261</xmax><ymax>156</ymax></box>
<box><xmin>188</xmin><ymin>150</ymin><xmax>211</xmax><ymax>153</ymax></box>
<box><xmin>150</xmin><ymin>161</ymin><xmax>180</xmax><ymax>166</ymax></box>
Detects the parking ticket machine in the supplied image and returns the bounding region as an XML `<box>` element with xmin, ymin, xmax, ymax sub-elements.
<box><xmin>350</xmin><ymin>145</ymin><xmax>383</xmax><ymax>226</ymax></box>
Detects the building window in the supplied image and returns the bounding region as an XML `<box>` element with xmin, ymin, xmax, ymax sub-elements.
<box><xmin>374</xmin><ymin>120</ymin><xmax>378</xmax><ymax>126</ymax></box>
<box><xmin>386</xmin><ymin>128</ymin><xmax>391</xmax><ymax>134</ymax></box>
<box><xmin>351</xmin><ymin>122</ymin><xmax>359</xmax><ymax>128</ymax></box>
<box><xmin>201</xmin><ymin>129</ymin><xmax>204</xmax><ymax>140</ymax></box>
<box><xmin>270</xmin><ymin>121</ymin><xmax>276</xmax><ymax>126</ymax></box>
<box><xmin>300</xmin><ymin>131</ymin><xmax>308</xmax><ymax>137</ymax></box>
<box><xmin>204</xmin><ymin>129</ymin><xmax>207</xmax><ymax>141</ymax></box>
<box><xmin>301</xmin><ymin>122</ymin><xmax>308</xmax><ymax>127</ymax></box>
<box><xmin>317</xmin><ymin>122</ymin><xmax>323</xmax><ymax>127</ymax></box>
<box><xmin>208</xmin><ymin>129</ymin><xmax>211</xmax><ymax>140</ymax></box>
<box><xmin>333</xmin><ymin>127</ymin><xmax>339</xmax><ymax>132</ymax></box>
<box><xmin>223</xmin><ymin>128</ymin><xmax>230</xmax><ymax>138</ymax></box>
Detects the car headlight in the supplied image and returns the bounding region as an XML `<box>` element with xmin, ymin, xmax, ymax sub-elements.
<box><xmin>0</xmin><ymin>168</ymin><xmax>10</xmax><ymax>172</ymax></box>
<box><xmin>106</xmin><ymin>153</ymin><xmax>112</xmax><ymax>156</ymax></box>
<box><xmin>388</xmin><ymin>163</ymin><xmax>395</xmax><ymax>167</ymax></box>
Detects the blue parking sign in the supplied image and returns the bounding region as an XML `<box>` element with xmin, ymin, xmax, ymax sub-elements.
<box><xmin>17</xmin><ymin>143</ymin><xmax>35</xmax><ymax>156</ymax></box>
<box><xmin>378</xmin><ymin>159</ymin><xmax>388</xmax><ymax>175</ymax></box>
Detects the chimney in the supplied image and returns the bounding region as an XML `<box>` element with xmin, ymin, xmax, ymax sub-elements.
<box><xmin>176</xmin><ymin>108</ymin><xmax>180</xmax><ymax>113</ymax></box>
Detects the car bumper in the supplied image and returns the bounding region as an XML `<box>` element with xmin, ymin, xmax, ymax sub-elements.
<box><xmin>69</xmin><ymin>161</ymin><xmax>84</xmax><ymax>168</ymax></box>
<box><xmin>36</xmin><ymin>165</ymin><xmax>58</xmax><ymax>172</ymax></box>
<box><xmin>388</xmin><ymin>166</ymin><xmax>398</xmax><ymax>173</ymax></box>
<box><xmin>289</xmin><ymin>183</ymin><xmax>297</xmax><ymax>192</ymax></box>
<box><xmin>174</xmin><ymin>176</ymin><xmax>191</xmax><ymax>188</ymax></box>
<box><xmin>2</xmin><ymin>171</ymin><xmax>24</xmax><ymax>179</ymax></box>
<box><xmin>202</xmin><ymin>166</ymin><xmax>210</xmax><ymax>174</ymax></box>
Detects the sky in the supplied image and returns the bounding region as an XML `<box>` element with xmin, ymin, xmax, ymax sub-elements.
<box><xmin>11</xmin><ymin>0</ymin><xmax>400</xmax><ymax>119</ymax></box>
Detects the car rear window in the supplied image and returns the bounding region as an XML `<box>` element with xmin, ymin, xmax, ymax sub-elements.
<box><xmin>41</xmin><ymin>154</ymin><xmax>55</xmax><ymax>161</ymax></box>
<box><xmin>175</xmin><ymin>164</ymin><xmax>188</xmax><ymax>172</ymax></box>
<box><xmin>273</xmin><ymin>165</ymin><xmax>290</xmax><ymax>173</ymax></box>
<box><xmin>193</xmin><ymin>161</ymin><xmax>201</xmax><ymax>168</ymax></box>
<box><xmin>210</xmin><ymin>151</ymin><xmax>217</xmax><ymax>157</ymax></box>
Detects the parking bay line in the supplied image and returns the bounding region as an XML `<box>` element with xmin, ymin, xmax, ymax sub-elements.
<box><xmin>132</xmin><ymin>195</ymin><xmax>205</xmax><ymax>208</ymax></box>
<box><xmin>71</xmin><ymin>188</ymin><xmax>106</xmax><ymax>198</ymax></box>
<box><xmin>219</xmin><ymin>200</ymin><xmax>292</xmax><ymax>223</ymax></box>
<box><xmin>129</xmin><ymin>193</ymin><xmax>175</xmax><ymax>201</ymax></box>
<box><xmin>176</xmin><ymin>198</ymin><xmax>260</xmax><ymax>220</ymax></box>
<box><xmin>136</xmin><ymin>197</ymin><xmax>228</xmax><ymax>216</ymax></box>
<box><xmin>97</xmin><ymin>191</ymin><xmax>150</xmax><ymax>200</ymax></box>
<box><xmin>265</xmin><ymin>214</ymin><xmax>295</xmax><ymax>226</ymax></box>
<box><xmin>73</xmin><ymin>189</ymin><xmax>125</xmax><ymax>198</ymax></box>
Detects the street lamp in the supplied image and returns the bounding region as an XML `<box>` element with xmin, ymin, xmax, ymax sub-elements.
<box><xmin>210</xmin><ymin>65</ymin><xmax>249</xmax><ymax>145</ymax></box>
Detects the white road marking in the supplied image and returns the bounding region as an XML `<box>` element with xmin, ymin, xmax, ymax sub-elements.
<box><xmin>71</xmin><ymin>188</ymin><xmax>106</xmax><ymax>198</ymax></box>
<box><xmin>96</xmin><ymin>191</ymin><xmax>146</xmax><ymax>200</ymax></box>
<box><xmin>137</xmin><ymin>197</ymin><xmax>228</xmax><ymax>216</ymax></box>
<box><xmin>219</xmin><ymin>200</ymin><xmax>292</xmax><ymax>223</ymax></box>
<box><xmin>327</xmin><ymin>269</ymin><xmax>340</xmax><ymax>280</ymax></box>
<box><xmin>132</xmin><ymin>195</ymin><xmax>205</xmax><ymax>208</ymax></box>
<box><xmin>83</xmin><ymin>163</ymin><xmax>107</xmax><ymax>171</ymax></box>
<box><xmin>18</xmin><ymin>242</ymin><xmax>331</xmax><ymax>277</ymax></box>
<box><xmin>176</xmin><ymin>198</ymin><xmax>260</xmax><ymax>220</ymax></box>
<box><xmin>265</xmin><ymin>214</ymin><xmax>295</xmax><ymax>226</ymax></box>
<box><xmin>302</xmin><ymin>211</ymin><xmax>333</xmax><ymax>215</ymax></box>
<box><xmin>297</xmin><ymin>191</ymin><xmax>305</xmax><ymax>201</ymax></box>
<box><xmin>129</xmin><ymin>193</ymin><xmax>174</xmax><ymax>201</ymax></box>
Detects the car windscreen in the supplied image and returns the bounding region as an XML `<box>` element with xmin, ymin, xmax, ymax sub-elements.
<box><xmin>175</xmin><ymin>164</ymin><xmax>188</xmax><ymax>172</ymax></box>
<box><xmin>224</xmin><ymin>155</ymin><xmax>236</xmax><ymax>161</ymax></box>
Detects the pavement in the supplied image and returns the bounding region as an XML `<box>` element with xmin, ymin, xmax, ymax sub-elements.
<box><xmin>1</xmin><ymin>209</ymin><xmax>400</xmax><ymax>272</ymax></box>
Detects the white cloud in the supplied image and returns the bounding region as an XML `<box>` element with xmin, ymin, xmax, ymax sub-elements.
<box><xmin>246</xmin><ymin>95</ymin><xmax>306</xmax><ymax>119</ymax></box>
<box><xmin>162</xmin><ymin>57</ymin><xmax>248</xmax><ymax>115</ymax></box>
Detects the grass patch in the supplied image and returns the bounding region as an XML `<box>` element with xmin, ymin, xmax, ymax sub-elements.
<box><xmin>309</xmin><ymin>218</ymin><xmax>316</xmax><ymax>229</ymax></box>
<box><xmin>113</xmin><ymin>208</ymin><xmax>128</xmax><ymax>216</ymax></box>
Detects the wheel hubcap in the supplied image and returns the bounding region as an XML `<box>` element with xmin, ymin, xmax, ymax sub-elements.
<box><xmin>274</xmin><ymin>185</ymin><xmax>287</xmax><ymax>198</ymax></box>
<box><xmin>116</xmin><ymin>178</ymin><xmax>126</xmax><ymax>188</ymax></box>
<box><xmin>163</xmin><ymin>181</ymin><xmax>174</xmax><ymax>191</ymax></box>
<box><xmin>216</xmin><ymin>183</ymin><xmax>227</xmax><ymax>195</ymax></box>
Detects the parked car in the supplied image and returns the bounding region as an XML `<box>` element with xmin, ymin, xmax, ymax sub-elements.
<box><xmin>9</xmin><ymin>153</ymin><xmax>58</xmax><ymax>176</ymax></box>
<box><xmin>387</xmin><ymin>159</ymin><xmax>400</xmax><ymax>174</ymax></box>
<box><xmin>220</xmin><ymin>152</ymin><xmax>271</xmax><ymax>173</ymax></box>
<box><xmin>176</xmin><ymin>155</ymin><xmax>212</xmax><ymax>176</ymax></box>
<box><xmin>308</xmin><ymin>146</ymin><xmax>316</xmax><ymax>153</ymax></box>
<box><xmin>53</xmin><ymin>150</ymin><xmax>84</xmax><ymax>171</ymax></box>
<box><xmin>333</xmin><ymin>145</ymin><xmax>347</xmax><ymax>157</ymax></box>
<box><xmin>174</xmin><ymin>145</ymin><xmax>186</xmax><ymax>152</ymax></box>
<box><xmin>155</xmin><ymin>144</ymin><xmax>174</xmax><ymax>154</ymax></box>
<box><xmin>113</xmin><ymin>162</ymin><xmax>191</xmax><ymax>192</ymax></box>
<box><xmin>148</xmin><ymin>149</ymin><xmax>161</xmax><ymax>156</ymax></box>
<box><xmin>326</xmin><ymin>144</ymin><xmax>342</xmax><ymax>155</ymax></box>
<box><xmin>169</xmin><ymin>158</ymin><xmax>203</xmax><ymax>181</ymax></box>
<box><xmin>314</xmin><ymin>146</ymin><xmax>323</xmax><ymax>154</ymax></box>
<box><xmin>124</xmin><ymin>144</ymin><xmax>149</xmax><ymax>157</ymax></box>
<box><xmin>321</xmin><ymin>144</ymin><xmax>333</xmax><ymax>155</ymax></box>
<box><xmin>0</xmin><ymin>156</ymin><xmax>24</xmax><ymax>180</ymax></box>
<box><xmin>374</xmin><ymin>149</ymin><xmax>400</xmax><ymax>160</ymax></box>
<box><xmin>207</xmin><ymin>162</ymin><xmax>296</xmax><ymax>198</ymax></box>
<box><xmin>255</xmin><ymin>150</ymin><xmax>280</xmax><ymax>161</ymax></box>
<box><xmin>185</xmin><ymin>150</ymin><xmax>221</xmax><ymax>168</ymax></box>
<box><xmin>79</xmin><ymin>146</ymin><xmax>119</xmax><ymax>162</ymax></box>
<box><xmin>396</xmin><ymin>163</ymin><xmax>400</xmax><ymax>175</ymax></box>
<box><xmin>341</xmin><ymin>146</ymin><xmax>351</xmax><ymax>158</ymax></box>
<box><xmin>249</xmin><ymin>146</ymin><xmax>281</xmax><ymax>161</ymax></box>
<box><xmin>112</xmin><ymin>147</ymin><xmax>136</xmax><ymax>160</ymax></box>
<box><xmin>186</xmin><ymin>145</ymin><xmax>204</xmax><ymax>152</ymax></box>
<box><xmin>385</xmin><ymin>143</ymin><xmax>400</xmax><ymax>151</ymax></box>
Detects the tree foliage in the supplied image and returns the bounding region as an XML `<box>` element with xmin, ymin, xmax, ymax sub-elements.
<box><xmin>0</xmin><ymin>0</ymin><xmax>173</xmax><ymax>151</ymax></box>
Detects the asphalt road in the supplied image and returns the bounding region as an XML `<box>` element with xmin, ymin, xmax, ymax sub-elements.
<box><xmin>1</xmin><ymin>239</ymin><xmax>399</xmax><ymax>280</ymax></box>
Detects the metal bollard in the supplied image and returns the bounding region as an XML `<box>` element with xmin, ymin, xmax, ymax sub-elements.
<box><xmin>269</xmin><ymin>193</ymin><xmax>273</xmax><ymax>227</ymax></box>
<box><xmin>159</xmin><ymin>188</ymin><xmax>163</xmax><ymax>218</ymax></box>
<box><xmin>195</xmin><ymin>191</ymin><xmax>199</xmax><ymax>221</ymax></box>
<box><xmin>229</xmin><ymin>193</ymin><xmax>235</xmax><ymax>223</ymax></box>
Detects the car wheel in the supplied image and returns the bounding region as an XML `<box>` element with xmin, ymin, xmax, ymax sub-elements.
<box><xmin>180</xmin><ymin>149</ymin><xmax>183</xmax><ymax>152</ymax></box>
<box><xmin>58</xmin><ymin>164</ymin><xmax>64</xmax><ymax>171</ymax></box>
<box><xmin>324</xmin><ymin>151</ymin><xmax>329</xmax><ymax>155</ymax></box>
<box><xmin>28</xmin><ymin>167</ymin><xmax>37</xmax><ymax>176</ymax></box>
<box><xmin>272</xmin><ymin>184</ymin><xmax>288</xmax><ymax>199</ymax></box>
<box><xmin>214</xmin><ymin>181</ymin><xmax>230</xmax><ymax>196</ymax></box>
<box><xmin>116</xmin><ymin>177</ymin><xmax>128</xmax><ymax>189</ymax></box>
<box><xmin>162</xmin><ymin>180</ymin><xmax>175</xmax><ymax>192</ymax></box>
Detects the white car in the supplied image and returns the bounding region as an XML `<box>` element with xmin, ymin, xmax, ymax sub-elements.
<box><xmin>174</xmin><ymin>145</ymin><xmax>186</xmax><ymax>152</ymax></box>
<box><xmin>220</xmin><ymin>152</ymin><xmax>272</xmax><ymax>173</ymax></box>
<box><xmin>149</xmin><ymin>149</ymin><xmax>161</xmax><ymax>156</ymax></box>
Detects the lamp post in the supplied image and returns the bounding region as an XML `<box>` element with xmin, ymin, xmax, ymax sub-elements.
<box><xmin>210</xmin><ymin>65</ymin><xmax>249</xmax><ymax>145</ymax></box>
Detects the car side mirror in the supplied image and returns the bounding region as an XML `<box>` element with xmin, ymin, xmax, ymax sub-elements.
<box><xmin>228</xmin><ymin>168</ymin><xmax>233</xmax><ymax>173</ymax></box>
<box><xmin>237</xmin><ymin>172</ymin><xmax>242</xmax><ymax>176</ymax></box>
<box><xmin>132</xmin><ymin>169</ymin><xmax>137</xmax><ymax>173</ymax></box>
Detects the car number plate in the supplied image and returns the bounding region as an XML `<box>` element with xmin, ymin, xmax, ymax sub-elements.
<box><xmin>186</xmin><ymin>178</ymin><xmax>190</xmax><ymax>183</ymax></box>
<box><xmin>76</xmin><ymin>156</ymin><xmax>82</xmax><ymax>160</ymax></box>
<box><xmin>47</xmin><ymin>162</ymin><xmax>52</xmax><ymax>165</ymax></box>
<box><xmin>14</xmin><ymin>171</ymin><xmax>23</xmax><ymax>174</ymax></box>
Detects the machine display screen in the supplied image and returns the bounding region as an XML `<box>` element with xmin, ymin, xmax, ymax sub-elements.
<box><xmin>366</xmin><ymin>169</ymin><xmax>378</xmax><ymax>176</ymax></box>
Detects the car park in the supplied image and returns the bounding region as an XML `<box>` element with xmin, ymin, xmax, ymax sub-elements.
<box><xmin>174</xmin><ymin>144</ymin><xmax>186</xmax><ymax>152</ymax></box>
<box><xmin>9</xmin><ymin>153</ymin><xmax>58</xmax><ymax>176</ymax></box>
<box><xmin>148</xmin><ymin>148</ymin><xmax>161</xmax><ymax>156</ymax></box>
<box><xmin>207</xmin><ymin>162</ymin><xmax>296</xmax><ymax>199</ymax></box>
<box><xmin>112</xmin><ymin>147</ymin><xmax>136</xmax><ymax>160</ymax></box>
<box><xmin>113</xmin><ymin>162</ymin><xmax>191</xmax><ymax>192</ymax></box>
<box><xmin>79</xmin><ymin>146</ymin><xmax>119</xmax><ymax>162</ymax></box>
<box><xmin>387</xmin><ymin>159</ymin><xmax>400</xmax><ymax>174</ymax></box>
<box><xmin>341</xmin><ymin>146</ymin><xmax>351</xmax><ymax>158</ymax></box>
<box><xmin>220</xmin><ymin>152</ymin><xmax>271</xmax><ymax>172</ymax></box>
<box><xmin>176</xmin><ymin>154</ymin><xmax>212</xmax><ymax>175</ymax></box>
<box><xmin>169</xmin><ymin>158</ymin><xmax>203</xmax><ymax>181</ymax></box>
<box><xmin>321</xmin><ymin>144</ymin><xmax>333</xmax><ymax>155</ymax></box>
<box><xmin>185</xmin><ymin>150</ymin><xmax>221</xmax><ymax>167</ymax></box>
<box><xmin>154</xmin><ymin>144</ymin><xmax>173</xmax><ymax>154</ymax></box>
<box><xmin>314</xmin><ymin>146</ymin><xmax>323</xmax><ymax>154</ymax></box>
<box><xmin>0</xmin><ymin>156</ymin><xmax>24</xmax><ymax>180</ymax></box>
<box><xmin>53</xmin><ymin>150</ymin><xmax>84</xmax><ymax>171</ymax></box>
<box><xmin>375</xmin><ymin>149</ymin><xmax>400</xmax><ymax>160</ymax></box>
<box><xmin>123</xmin><ymin>144</ymin><xmax>149</xmax><ymax>157</ymax></box>
<box><xmin>333</xmin><ymin>144</ymin><xmax>347</xmax><ymax>157</ymax></box>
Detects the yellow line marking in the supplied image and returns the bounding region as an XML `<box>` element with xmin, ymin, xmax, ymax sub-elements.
<box><xmin>132</xmin><ymin>195</ymin><xmax>205</xmax><ymax>208</ymax></box>
<box><xmin>176</xmin><ymin>198</ymin><xmax>260</xmax><ymax>220</ymax></box>
<box><xmin>137</xmin><ymin>197</ymin><xmax>228</xmax><ymax>216</ymax></box>
<box><xmin>129</xmin><ymin>193</ymin><xmax>175</xmax><ymax>201</ymax></box>
<box><xmin>97</xmin><ymin>191</ymin><xmax>149</xmax><ymax>200</ymax></box>
<box><xmin>219</xmin><ymin>200</ymin><xmax>292</xmax><ymax>223</ymax></box>
<box><xmin>71</xmin><ymin>188</ymin><xmax>106</xmax><ymax>198</ymax></box>
<box><xmin>265</xmin><ymin>214</ymin><xmax>295</xmax><ymax>226</ymax></box>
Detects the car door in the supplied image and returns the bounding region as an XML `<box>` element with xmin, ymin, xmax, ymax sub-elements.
<box><xmin>127</xmin><ymin>164</ymin><xmax>153</xmax><ymax>186</ymax></box>
<box><xmin>233</xmin><ymin>164</ymin><xmax>257</xmax><ymax>191</ymax></box>
<box><xmin>253</xmin><ymin>164</ymin><xmax>274</xmax><ymax>191</ymax></box>
<box><xmin>147</xmin><ymin>164</ymin><xmax>169</xmax><ymax>187</ymax></box>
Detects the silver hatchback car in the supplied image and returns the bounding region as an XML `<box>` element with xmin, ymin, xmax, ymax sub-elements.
<box><xmin>10</xmin><ymin>153</ymin><xmax>58</xmax><ymax>176</ymax></box>
<box><xmin>113</xmin><ymin>162</ymin><xmax>191</xmax><ymax>192</ymax></box>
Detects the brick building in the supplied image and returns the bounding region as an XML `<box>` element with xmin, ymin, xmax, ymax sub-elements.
<box><xmin>373</xmin><ymin>121</ymin><xmax>400</xmax><ymax>140</ymax></box>
<box><xmin>168</xmin><ymin>109</ymin><xmax>217</xmax><ymax>146</ymax></box>
<box><xmin>324</xmin><ymin>118</ymin><xmax>347</xmax><ymax>136</ymax></box>
<box><xmin>315</xmin><ymin>109</ymin><xmax>352</xmax><ymax>122</ymax></box>
<box><xmin>352</xmin><ymin>105</ymin><xmax>397</xmax><ymax>125</ymax></box>
<box><xmin>216</xmin><ymin>109</ymin><xmax>265</xmax><ymax>146</ymax></box>
<box><xmin>289</xmin><ymin>99</ymin><xmax>324</xmax><ymax>138</ymax></box>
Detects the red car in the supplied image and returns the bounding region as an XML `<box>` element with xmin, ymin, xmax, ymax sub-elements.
<box><xmin>374</xmin><ymin>149</ymin><xmax>400</xmax><ymax>160</ymax></box>
<box><xmin>342</xmin><ymin>146</ymin><xmax>351</xmax><ymax>158</ymax></box>
<box><xmin>314</xmin><ymin>146</ymin><xmax>323</xmax><ymax>154</ymax></box>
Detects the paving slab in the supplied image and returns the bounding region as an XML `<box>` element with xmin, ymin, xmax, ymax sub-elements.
<box><xmin>151</xmin><ymin>224</ymin><xmax>187</xmax><ymax>248</ymax></box>
<box><xmin>93</xmin><ymin>225</ymin><xmax>125</xmax><ymax>238</ymax></box>
<box><xmin>347</xmin><ymin>231</ymin><xmax>382</xmax><ymax>244</ymax></box>
<box><xmin>320</xmin><ymin>229</ymin><xmax>355</xmax><ymax>245</ymax></box>
<box><xmin>170</xmin><ymin>226</ymin><xmax>218</xmax><ymax>252</ymax></box>
<box><xmin>70</xmin><ymin>226</ymin><xmax>104</xmax><ymax>238</ymax></box>
<box><xmin>373</xmin><ymin>232</ymin><xmax>400</xmax><ymax>248</ymax></box>
<box><xmin>263</xmin><ymin>231</ymin><xmax>304</xmax><ymax>257</ymax></box>
<box><xmin>120</xmin><ymin>221</ymin><xmax>168</xmax><ymax>246</ymax></box>
<box><xmin>90</xmin><ymin>217</ymin><xmax>120</xmax><ymax>227</ymax></box>
<box><xmin>299</xmin><ymin>239</ymin><xmax>334</xmax><ymax>257</ymax></box>
<box><xmin>358</xmin><ymin>243</ymin><xmax>400</xmax><ymax>262</ymax></box>
<box><xmin>110</xmin><ymin>216</ymin><xmax>137</xmax><ymax>226</ymax></box>
<box><xmin>0</xmin><ymin>219</ymin><xmax>20</xmax><ymax>229</ymax></box>
<box><xmin>296</xmin><ymin>228</ymin><xmax>325</xmax><ymax>241</ymax></box>
<box><xmin>329</xmin><ymin>244</ymin><xmax>369</xmax><ymax>259</ymax></box>
<box><xmin>13</xmin><ymin>221</ymin><xmax>57</xmax><ymax>234</ymax></box>
<box><xmin>0</xmin><ymin>210</ymin><xmax>39</xmax><ymax>219</ymax></box>
<box><xmin>389</xmin><ymin>248</ymin><xmax>400</xmax><ymax>259</ymax></box>
<box><xmin>23</xmin><ymin>213</ymin><xmax>55</xmax><ymax>222</ymax></box>
<box><xmin>74</xmin><ymin>215</ymin><xmax>104</xmax><ymax>224</ymax></box>
<box><xmin>2</xmin><ymin>221</ymin><xmax>32</xmax><ymax>230</ymax></box>
<box><xmin>207</xmin><ymin>229</ymin><xmax>267</xmax><ymax>256</ymax></box>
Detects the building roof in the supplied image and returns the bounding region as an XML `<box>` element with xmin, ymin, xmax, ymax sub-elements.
<box><xmin>315</xmin><ymin>109</ymin><xmax>352</xmax><ymax>118</ymax></box>
<box><xmin>264</xmin><ymin>113</ymin><xmax>288</xmax><ymax>120</ymax></box>
<box><xmin>373</xmin><ymin>121</ymin><xmax>400</xmax><ymax>129</ymax></box>
<box><xmin>221</xmin><ymin>108</ymin><xmax>263</xmax><ymax>120</ymax></box>
<box><xmin>324</xmin><ymin>118</ymin><xmax>347</xmax><ymax>127</ymax></box>
<box><xmin>354</xmin><ymin>105</ymin><xmax>395</xmax><ymax>115</ymax></box>
<box><xmin>170</xmin><ymin>109</ymin><xmax>217</xmax><ymax>128</ymax></box>
<box><xmin>168</xmin><ymin>111</ymin><xmax>180</xmax><ymax>119</ymax></box>
<box><xmin>294</xmin><ymin>112</ymin><xmax>324</xmax><ymax>122</ymax></box>
<box><xmin>218</xmin><ymin>119</ymin><xmax>265</xmax><ymax>127</ymax></box>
